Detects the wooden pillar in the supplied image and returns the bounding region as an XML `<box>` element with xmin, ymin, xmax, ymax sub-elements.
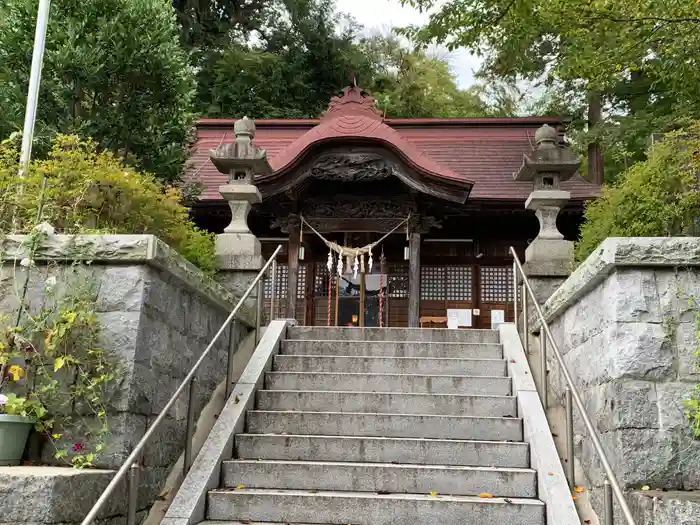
<box><xmin>287</xmin><ymin>215</ymin><xmax>300</xmax><ymax>320</ymax></box>
<box><xmin>408</xmin><ymin>232</ymin><xmax>421</xmax><ymax>328</ymax></box>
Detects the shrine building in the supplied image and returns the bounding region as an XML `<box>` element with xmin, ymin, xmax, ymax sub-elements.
<box><xmin>189</xmin><ymin>84</ymin><xmax>599</xmax><ymax>329</ymax></box>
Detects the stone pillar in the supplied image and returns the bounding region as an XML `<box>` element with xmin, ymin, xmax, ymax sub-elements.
<box><xmin>408</xmin><ymin>232</ymin><xmax>421</xmax><ymax>328</ymax></box>
<box><xmin>513</xmin><ymin>124</ymin><xmax>582</xmax><ymax>306</ymax></box>
<box><xmin>210</xmin><ymin>116</ymin><xmax>272</xmax><ymax>297</ymax></box>
<box><xmin>286</xmin><ymin>215</ymin><xmax>301</xmax><ymax>320</ymax></box>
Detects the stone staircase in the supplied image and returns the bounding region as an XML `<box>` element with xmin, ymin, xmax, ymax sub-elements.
<box><xmin>199</xmin><ymin>326</ymin><xmax>548</xmax><ymax>525</ymax></box>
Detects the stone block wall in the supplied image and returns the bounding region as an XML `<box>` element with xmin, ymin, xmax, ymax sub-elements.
<box><xmin>538</xmin><ymin>237</ymin><xmax>700</xmax><ymax>523</ymax></box>
<box><xmin>0</xmin><ymin>235</ymin><xmax>253</xmax><ymax>523</ymax></box>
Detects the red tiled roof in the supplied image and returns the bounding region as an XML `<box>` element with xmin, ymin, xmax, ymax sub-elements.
<box><xmin>191</xmin><ymin>115</ymin><xmax>599</xmax><ymax>202</ymax></box>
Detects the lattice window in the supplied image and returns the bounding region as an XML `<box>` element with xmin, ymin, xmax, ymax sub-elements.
<box><xmin>446</xmin><ymin>267</ymin><xmax>472</xmax><ymax>301</ymax></box>
<box><xmin>480</xmin><ymin>266</ymin><xmax>514</xmax><ymax>302</ymax></box>
<box><xmin>263</xmin><ymin>264</ymin><xmax>308</xmax><ymax>299</ymax></box>
<box><xmin>420</xmin><ymin>267</ymin><xmax>446</xmax><ymax>300</ymax></box>
<box><xmin>387</xmin><ymin>265</ymin><xmax>408</xmax><ymax>298</ymax></box>
<box><xmin>314</xmin><ymin>263</ymin><xmax>332</xmax><ymax>296</ymax></box>
<box><xmin>264</xmin><ymin>264</ymin><xmax>288</xmax><ymax>299</ymax></box>
<box><xmin>298</xmin><ymin>265</ymin><xmax>307</xmax><ymax>298</ymax></box>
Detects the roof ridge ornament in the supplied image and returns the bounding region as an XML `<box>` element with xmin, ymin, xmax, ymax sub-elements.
<box><xmin>322</xmin><ymin>85</ymin><xmax>383</xmax><ymax>121</ymax></box>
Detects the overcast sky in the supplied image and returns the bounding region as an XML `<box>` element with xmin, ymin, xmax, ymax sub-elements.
<box><xmin>335</xmin><ymin>0</ymin><xmax>482</xmax><ymax>89</ymax></box>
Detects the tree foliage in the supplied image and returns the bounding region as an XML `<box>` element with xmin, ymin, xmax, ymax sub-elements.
<box><xmin>400</xmin><ymin>0</ymin><xmax>700</xmax><ymax>180</ymax></box>
<box><xmin>359</xmin><ymin>35</ymin><xmax>490</xmax><ymax>118</ymax></box>
<box><xmin>195</xmin><ymin>0</ymin><xmax>374</xmax><ymax>118</ymax></box>
<box><xmin>0</xmin><ymin>0</ymin><xmax>196</xmax><ymax>181</ymax></box>
<box><xmin>574</xmin><ymin>123</ymin><xmax>700</xmax><ymax>264</ymax></box>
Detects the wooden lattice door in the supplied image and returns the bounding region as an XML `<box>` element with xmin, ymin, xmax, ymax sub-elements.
<box><xmin>419</xmin><ymin>266</ymin><xmax>474</xmax><ymax>327</ymax></box>
<box><xmin>477</xmin><ymin>266</ymin><xmax>515</xmax><ymax>329</ymax></box>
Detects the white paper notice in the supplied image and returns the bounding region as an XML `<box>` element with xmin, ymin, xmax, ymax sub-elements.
<box><xmin>447</xmin><ymin>309</ymin><xmax>472</xmax><ymax>329</ymax></box>
<box><xmin>491</xmin><ymin>309</ymin><xmax>505</xmax><ymax>328</ymax></box>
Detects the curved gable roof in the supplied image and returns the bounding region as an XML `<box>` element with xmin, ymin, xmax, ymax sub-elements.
<box><xmin>266</xmin><ymin>113</ymin><xmax>472</xmax><ymax>186</ymax></box>
<box><xmin>258</xmin><ymin>87</ymin><xmax>473</xmax><ymax>201</ymax></box>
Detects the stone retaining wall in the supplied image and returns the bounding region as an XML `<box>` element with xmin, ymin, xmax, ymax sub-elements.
<box><xmin>0</xmin><ymin>235</ymin><xmax>253</xmax><ymax>524</ymax></box>
<box><xmin>538</xmin><ymin>237</ymin><xmax>700</xmax><ymax>523</ymax></box>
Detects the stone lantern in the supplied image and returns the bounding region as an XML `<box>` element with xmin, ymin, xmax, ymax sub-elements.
<box><xmin>210</xmin><ymin>116</ymin><xmax>272</xmax><ymax>294</ymax></box>
<box><xmin>513</xmin><ymin>124</ymin><xmax>582</xmax><ymax>308</ymax></box>
<box><xmin>514</xmin><ymin>124</ymin><xmax>581</xmax><ymax>266</ymax></box>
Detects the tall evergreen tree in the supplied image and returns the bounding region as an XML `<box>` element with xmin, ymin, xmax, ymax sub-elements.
<box><xmin>0</xmin><ymin>0</ymin><xmax>196</xmax><ymax>181</ymax></box>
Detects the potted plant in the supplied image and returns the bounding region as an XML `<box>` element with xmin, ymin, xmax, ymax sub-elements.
<box><xmin>0</xmin><ymin>360</ymin><xmax>48</xmax><ymax>465</ymax></box>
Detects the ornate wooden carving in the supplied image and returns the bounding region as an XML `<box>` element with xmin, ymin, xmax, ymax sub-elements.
<box><xmin>269</xmin><ymin>197</ymin><xmax>440</xmax><ymax>233</ymax></box>
<box><xmin>304</xmin><ymin>153</ymin><xmax>392</xmax><ymax>182</ymax></box>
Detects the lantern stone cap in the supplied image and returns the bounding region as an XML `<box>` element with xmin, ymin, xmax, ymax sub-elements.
<box><xmin>525</xmin><ymin>189</ymin><xmax>571</xmax><ymax>210</ymax></box>
<box><xmin>234</xmin><ymin>116</ymin><xmax>256</xmax><ymax>139</ymax></box>
<box><xmin>514</xmin><ymin>124</ymin><xmax>581</xmax><ymax>182</ymax></box>
<box><xmin>210</xmin><ymin>116</ymin><xmax>272</xmax><ymax>179</ymax></box>
<box><xmin>534</xmin><ymin>123</ymin><xmax>559</xmax><ymax>146</ymax></box>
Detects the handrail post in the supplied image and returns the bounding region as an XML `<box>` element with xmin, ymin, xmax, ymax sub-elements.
<box><xmin>540</xmin><ymin>334</ymin><xmax>548</xmax><ymax>409</ymax></box>
<box><xmin>565</xmin><ymin>387</ymin><xmax>575</xmax><ymax>487</ymax></box>
<box><xmin>184</xmin><ymin>377</ymin><xmax>197</xmax><ymax>476</ymax></box>
<box><xmin>604</xmin><ymin>478</ymin><xmax>614</xmax><ymax>525</ymax></box>
<box><xmin>512</xmin><ymin>261</ymin><xmax>518</xmax><ymax>331</ymax></box>
<box><xmin>521</xmin><ymin>280</ymin><xmax>528</xmax><ymax>353</ymax></box>
<box><xmin>127</xmin><ymin>463</ymin><xmax>139</xmax><ymax>525</ymax></box>
<box><xmin>255</xmin><ymin>279</ymin><xmax>263</xmax><ymax>344</ymax></box>
<box><xmin>226</xmin><ymin>320</ymin><xmax>238</xmax><ymax>399</ymax></box>
<box><xmin>270</xmin><ymin>259</ymin><xmax>277</xmax><ymax>320</ymax></box>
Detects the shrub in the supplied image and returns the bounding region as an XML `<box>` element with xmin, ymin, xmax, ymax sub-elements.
<box><xmin>574</xmin><ymin>123</ymin><xmax>700</xmax><ymax>264</ymax></box>
<box><xmin>0</xmin><ymin>134</ymin><xmax>216</xmax><ymax>273</ymax></box>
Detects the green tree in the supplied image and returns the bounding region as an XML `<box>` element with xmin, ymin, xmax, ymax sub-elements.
<box><xmin>400</xmin><ymin>0</ymin><xmax>700</xmax><ymax>180</ymax></box>
<box><xmin>360</xmin><ymin>35</ymin><xmax>490</xmax><ymax>118</ymax></box>
<box><xmin>0</xmin><ymin>0</ymin><xmax>196</xmax><ymax>181</ymax></box>
<box><xmin>196</xmin><ymin>0</ymin><xmax>373</xmax><ymax>118</ymax></box>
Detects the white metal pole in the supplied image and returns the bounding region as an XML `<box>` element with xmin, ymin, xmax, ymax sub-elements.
<box><xmin>18</xmin><ymin>0</ymin><xmax>51</xmax><ymax>178</ymax></box>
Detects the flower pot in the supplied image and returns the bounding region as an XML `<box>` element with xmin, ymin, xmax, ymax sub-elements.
<box><xmin>0</xmin><ymin>415</ymin><xmax>33</xmax><ymax>466</ymax></box>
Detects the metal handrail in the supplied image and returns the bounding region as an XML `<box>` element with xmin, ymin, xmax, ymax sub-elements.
<box><xmin>510</xmin><ymin>247</ymin><xmax>636</xmax><ymax>525</ymax></box>
<box><xmin>81</xmin><ymin>244</ymin><xmax>283</xmax><ymax>525</ymax></box>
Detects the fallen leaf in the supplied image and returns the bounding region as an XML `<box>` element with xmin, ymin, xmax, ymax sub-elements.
<box><xmin>234</xmin><ymin>484</ymin><xmax>245</xmax><ymax>489</ymax></box>
<box><xmin>429</xmin><ymin>491</ymin><xmax>438</xmax><ymax>497</ymax></box>
<box><xmin>641</xmin><ymin>485</ymin><xmax>650</xmax><ymax>491</ymax></box>
<box><xmin>479</xmin><ymin>492</ymin><xmax>495</xmax><ymax>498</ymax></box>
<box><xmin>572</xmin><ymin>494</ymin><xmax>578</xmax><ymax>500</ymax></box>
<box><xmin>574</xmin><ymin>486</ymin><xmax>585</xmax><ymax>493</ymax></box>
<box><xmin>547</xmin><ymin>472</ymin><xmax>554</xmax><ymax>476</ymax></box>
<box><xmin>504</xmin><ymin>498</ymin><xmax>513</xmax><ymax>504</ymax></box>
<box><xmin>234</xmin><ymin>395</ymin><xmax>241</xmax><ymax>404</ymax></box>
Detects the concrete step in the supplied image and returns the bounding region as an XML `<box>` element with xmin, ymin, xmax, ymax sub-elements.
<box><xmin>246</xmin><ymin>411</ymin><xmax>522</xmax><ymax>441</ymax></box>
<box><xmin>288</xmin><ymin>326</ymin><xmax>500</xmax><ymax>344</ymax></box>
<box><xmin>281</xmin><ymin>339</ymin><xmax>503</xmax><ymax>359</ymax></box>
<box><xmin>200</xmin><ymin>522</ymin><xmax>350</xmax><ymax>525</ymax></box>
<box><xmin>256</xmin><ymin>390</ymin><xmax>517</xmax><ymax>417</ymax></box>
<box><xmin>273</xmin><ymin>355</ymin><xmax>507</xmax><ymax>376</ymax></box>
<box><xmin>207</xmin><ymin>488</ymin><xmax>545</xmax><ymax>525</ymax></box>
<box><xmin>265</xmin><ymin>372</ymin><xmax>511</xmax><ymax>395</ymax></box>
<box><xmin>222</xmin><ymin>459</ymin><xmax>537</xmax><ymax>498</ymax></box>
<box><xmin>235</xmin><ymin>434</ymin><xmax>531</xmax><ymax>468</ymax></box>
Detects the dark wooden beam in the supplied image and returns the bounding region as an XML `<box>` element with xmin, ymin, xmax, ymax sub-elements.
<box><xmin>287</xmin><ymin>215</ymin><xmax>301</xmax><ymax>319</ymax></box>
<box><xmin>408</xmin><ymin>232</ymin><xmax>421</xmax><ymax>327</ymax></box>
